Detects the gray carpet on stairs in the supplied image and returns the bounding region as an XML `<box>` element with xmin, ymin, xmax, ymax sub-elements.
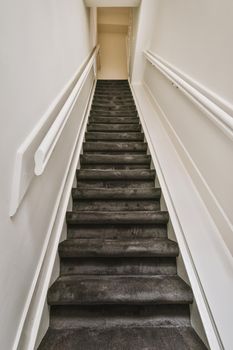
<box><xmin>38</xmin><ymin>80</ymin><xmax>207</xmax><ymax>350</ymax></box>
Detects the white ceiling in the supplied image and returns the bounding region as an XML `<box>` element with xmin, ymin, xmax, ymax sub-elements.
<box><xmin>85</xmin><ymin>0</ymin><xmax>140</xmax><ymax>7</ymax></box>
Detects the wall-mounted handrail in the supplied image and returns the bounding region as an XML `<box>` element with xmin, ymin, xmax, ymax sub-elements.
<box><xmin>34</xmin><ymin>45</ymin><xmax>99</xmax><ymax>176</ymax></box>
<box><xmin>144</xmin><ymin>50</ymin><xmax>233</xmax><ymax>140</ymax></box>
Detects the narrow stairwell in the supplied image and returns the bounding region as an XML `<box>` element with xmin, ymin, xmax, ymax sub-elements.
<box><xmin>38</xmin><ymin>80</ymin><xmax>207</xmax><ymax>349</ymax></box>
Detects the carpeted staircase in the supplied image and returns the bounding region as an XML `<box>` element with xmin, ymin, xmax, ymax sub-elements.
<box><xmin>38</xmin><ymin>80</ymin><xmax>207</xmax><ymax>349</ymax></box>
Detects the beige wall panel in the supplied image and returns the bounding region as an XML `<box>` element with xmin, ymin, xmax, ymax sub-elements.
<box><xmin>98</xmin><ymin>32</ymin><xmax>128</xmax><ymax>79</ymax></box>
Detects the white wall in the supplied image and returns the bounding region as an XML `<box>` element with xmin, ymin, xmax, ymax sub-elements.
<box><xmin>0</xmin><ymin>1</ymin><xmax>93</xmax><ymax>349</ymax></box>
<box><xmin>144</xmin><ymin>0</ymin><xmax>233</xmax><ymax>265</ymax></box>
<box><xmin>137</xmin><ymin>1</ymin><xmax>233</xmax><ymax>348</ymax></box>
<box><xmin>130</xmin><ymin>0</ymin><xmax>158</xmax><ymax>83</ymax></box>
<box><xmin>150</xmin><ymin>0</ymin><xmax>233</xmax><ymax>104</ymax></box>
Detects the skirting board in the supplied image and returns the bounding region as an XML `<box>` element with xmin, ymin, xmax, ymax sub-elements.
<box><xmin>14</xmin><ymin>79</ymin><xmax>97</xmax><ymax>350</ymax></box>
<box><xmin>130</xmin><ymin>82</ymin><xmax>225</xmax><ymax>350</ymax></box>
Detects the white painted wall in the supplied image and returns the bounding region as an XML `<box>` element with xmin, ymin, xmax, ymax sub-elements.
<box><xmin>131</xmin><ymin>0</ymin><xmax>233</xmax><ymax>348</ymax></box>
<box><xmin>130</xmin><ymin>0</ymin><xmax>158</xmax><ymax>83</ymax></box>
<box><xmin>0</xmin><ymin>1</ymin><xmax>93</xmax><ymax>349</ymax></box>
<box><xmin>144</xmin><ymin>0</ymin><xmax>233</xmax><ymax>264</ymax></box>
<box><xmin>150</xmin><ymin>0</ymin><xmax>233</xmax><ymax>105</ymax></box>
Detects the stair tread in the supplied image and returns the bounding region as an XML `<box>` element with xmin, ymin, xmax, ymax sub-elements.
<box><xmin>89</xmin><ymin>116</ymin><xmax>139</xmax><ymax>122</ymax></box>
<box><xmin>72</xmin><ymin>187</ymin><xmax>160</xmax><ymax>199</ymax></box>
<box><xmin>83</xmin><ymin>142</ymin><xmax>147</xmax><ymax>153</ymax></box>
<box><xmin>90</xmin><ymin>111</ymin><xmax>138</xmax><ymax>117</ymax></box>
<box><xmin>59</xmin><ymin>238</ymin><xmax>179</xmax><ymax>258</ymax></box>
<box><xmin>66</xmin><ymin>210</ymin><xmax>169</xmax><ymax>225</ymax></box>
<box><xmin>73</xmin><ymin>200</ymin><xmax>160</xmax><ymax>212</ymax></box>
<box><xmin>80</xmin><ymin>154</ymin><xmax>151</xmax><ymax>164</ymax></box>
<box><xmin>87</xmin><ymin>124</ymin><xmax>141</xmax><ymax>132</ymax></box>
<box><xmin>48</xmin><ymin>275</ymin><xmax>193</xmax><ymax>305</ymax></box>
<box><xmin>76</xmin><ymin>169</ymin><xmax>155</xmax><ymax>180</ymax></box>
<box><xmin>38</xmin><ymin>326</ymin><xmax>206</xmax><ymax>350</ymax></box>
<box><xmin>85</xmin><ymin>132</ymin><xmax>144</xmax><ymax>141</ymax></box>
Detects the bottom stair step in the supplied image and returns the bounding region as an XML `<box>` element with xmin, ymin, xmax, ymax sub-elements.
<box><xmin>38</xmin><ymin>326</ymin><xmax>207</xmax><ymax>350</ymax></box>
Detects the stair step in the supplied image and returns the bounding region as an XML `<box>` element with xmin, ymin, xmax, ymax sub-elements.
<box><xmin>68</xmin><ymin>224</ymin><xmax>167</xmax><ymax>239</ymax></box>
<box><xmin>61</xmin><ymin>257</ymin><xmax>176</xmax><ymax>275</ymax></box>
<box><xmin>72</xmin><ymin>188</ymin><xmax>160</xmax><ymax>200</ymax></box>
<box><xmin>76</xmin><ymin>169</ymin><xmax>155</xmax><ymax>181</ymax></box>
<box><xmin>90</xmin><ymin>112</ymin><xmax>137</xmax><ymax>118</ymax></box>
<box><xmin>95</xmin><ymin>87</ymin><xmax>131</xmax><ymax>92</ymax></box>
<box><xmin>66</xmin><ymin>211</ymin><xmax>169</xmax><ymax>225</ymax></box>
<box><xmin>89</xmin><ymin>116</ymin><xmax>139</xmax><ymax>124</ymax></box>
<box><xmin>97</xmin><ymin>79</ymin><xmax>129</xmax><ymax>83</ymax></box>
<box><xmin>93</xmin><ymin>98</ymin><xmax>134</xmax><ymax>104</ymax></box>
<box><xmin>80</xmin><ymin>154</ymin><xmax>151</xmax><ymax>165</ymax></box>
<box><xmin>94</xmin><ymin>93</ymin><xmax>133</xmax><ymax>99</ymax></box>
<box><xmin>50</xmin><ymin>304</ymin><xmax>191</xmax><ymax>329</ymax></box>
<box><xmin>59</xmin><ymin>238</ymin><xmax>179</xmax><ymax>258</ymax></box>
<box><xmin>38</xmin><ymin>326</ymin><xmax>206</xmax><ymax>350</ymax></box>
<box><xmin>73</xmin><ymin>199</ymin><xmax>160</xmax><ymax>212</ymax></box>
<box><xmin>92</xmin><ymin>107</ymin><xmax>137</xmax><ymax>113</ymax></box>
<box><xmin>75</xmin><ymin>180</ymin><xmax>155</xmax><ymax>189</ymax></box>
<box><xmin>48</xmin><ymin>275</ymin><xmax>193</xmax><ymax>305</ymax></box>
<box><xmin>90</xmin><ymin>110</ymin><xmax>137</xmax><ymax>116</ymax></box>
<box><xmin>92</xmin><ymin>101</ymin><xmax>135</xmax><ymax>107</ymax></box>
<box><xmin>83</xmin><ymin>142</ymin><xmax>147</xmax><ymax>154</ymax></box>
<box><xmin>85</xmin><ymin>132</ymin><xmax>144</xmax><ymax>142</ymax></box>
<box><xmin>81</xmin><ymin>164</ymin><xmax>151</xmax><ymax>169</ymax></box>
<box><xmin>87</xmin><ymin>124</ymin><xmax>141</xmax><ymax>132</ymax></box>
<box><xmin>94</xmin><ymin>89</ymin><xmax>132</xmax><ymax>94</ymax></box>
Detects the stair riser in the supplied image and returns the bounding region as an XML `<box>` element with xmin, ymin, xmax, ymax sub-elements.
<box><xmin>87</xmin><ymin>124</ymin><xmax>141</xmax><ymax>132</ymax></box>
<box><xmin>66</xmin><ymin>213</ymin><xmax>169</xmax><ymax>225</ymax></box>
<box><xmin>90</xmin><ymin>112</ymin><xmax>137</xmax><ymax>117</ymax></box>
<box><xmin>80</xmin><ymin>155</ymin><xmax>151</xmax><ymax>165</ymax></box>
<box><xmin>73</xmin><ymin>200</ymin><xmax>160</xmax><ymax>212</ymax></box>
<box><xmin>67</xmin><ymin>224</ymin><xmax>167</xmax><ymax>239</ymax></box>
<box><xmin>89</xmin><ymin>117</ymin><xmax>139</xmax><ymax>124</ymax></box>
<box><xmin>95</xmin><ymin>88</ymin><xmax>132</xmax><ymax>92</ymax></box>
<box><xmin>83</xmin><ymin>142</ymin><xmax>147</xmax><ymax>153</ymax></box>
<box><xmin>85</xmin><ymin>133</ymin><xmax>144</xmax><ymax>141</ymax></box>
<box><xmin>50</xmin><ymin>304</ymin><xmax>191</xmax><ymax>329</ymax></box>
<box><xmin>76</xmin><ymin>169</ymin><xmax>155</xmax><ymax>181</ymax></box>
<box><xmin>92</xmin><ymin>107</ymin><xmax>137</xmax><ymax>113</ymax></box>
<box><xmin>81</xmin><ymin>165</ymin><xmax>150</xmax><ymax>170</ymax></box>
<box><xmin>72</xmin><ymin>188</ymin><xmax>160</xmax><ymax>200</ymax></box>
<box><xmin>93</xmin><ymin>94</ymin><xmax>133</xmax><ymax>99</ymax></box>
<box><xmin>60</xmin><ymin>257</ymin><xmax>177</xmax><ymax>276</ymax></box>
<box><xmin>92</xmin><ymin>100</ymin><xmax>135</xmax><ymax>105</ymax></box>
<box><xmin>75</xmin><ymin>180</ymin><xmax>155</xmax><ymax>189</ymax></box>
<box><xmin>92</xmin><ymin>101</ymin><xmax>135</xmax><ymax>106</ymax></box>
